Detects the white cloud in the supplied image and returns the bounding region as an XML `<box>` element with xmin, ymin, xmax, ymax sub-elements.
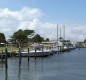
<box><xmin>0</xmin><ymin>7</ymin><xmax>86</xmax><ymax>41</ymax></box>
<box><xmin>18</xmin><ymin>19</ymin><xmax>40</xmax><ymax>30</ymax></box>
<box><xmin>0</xmin><ymin>7</ymin><xmax>42</xmax><ymax>39</ymax></box>
<box><xmin>64</xmin><ymin>24</ymin><xmax>86</xmax><ymax>41</ymax></box>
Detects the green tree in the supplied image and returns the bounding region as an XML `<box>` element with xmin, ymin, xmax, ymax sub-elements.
<box><xmin>10</xmin><ymin>29</ymin><xmax>35</xmax><ymax>47</ymax></box>
<box><xmin>84</xmin><ymin>39</ymin><xmax>86</xmax><ymax>43</ymax></box>
<box><xmin>32</xmin><ymin>34</ymin><xmax>44</xmax><ymax>42</ymax></box>
<box><xmin>24</xmin><ymin>29</ymin><xmax>34</xmax><ymax>37</ymax></box>
<box><xmin>0</xmin><ymin>33</ymin><xmax>6</xmax><ymax>43</ymax></box>
<box><xmin>24</xmin><ymin>29</ymin><xmax>35</xmax><ymax>42</ymax></box>
<box><xmin>45</xmin><ymin>38</ymin><xmax>49</xmax><ymax>41</ymax></box>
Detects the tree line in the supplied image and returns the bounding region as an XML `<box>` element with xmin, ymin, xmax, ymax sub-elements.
<box><xmin>0</xmin><ymin>29</ymin><xmax>49</xmax><ymax>46</ymax></box>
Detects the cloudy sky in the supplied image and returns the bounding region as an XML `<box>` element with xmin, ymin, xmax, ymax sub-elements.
<box><xmin>0</xmin><ymin>0</ymin><xmax>86</xmax><ymax>41</ymax></box>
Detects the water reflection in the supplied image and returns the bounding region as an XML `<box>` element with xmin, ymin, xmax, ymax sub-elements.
<box><xmin>1</xmin><ymin>48</ymin><xmax>86</xmax><ymax>80</ymax></box>
<box><xmin>5</xmin><ymin>69</ymin><xmax>8</xmax><ymax>80</ymax></box>
<box><xmin>28</xmin><ymin>62</ymin><xmax>29</xmax><ymax>70</ymax></box>
<box><xmin>18</xmin><ymin>62</ymin><xmax>21</xmax><ymax>80</ymax></box>
<box><xmin>41</xmin><ymin>58</ymin><xmax>44</xmax><ymax>72</ymax></box>
<box><xmin>34</xmin><ymin>59</ymin><xmax>37</xmax><ymax>71</ymax></box>
<box><xmin>58</xmin><ymin>51</ymin><xmax>62</xmax><ymax>55</ymax></box>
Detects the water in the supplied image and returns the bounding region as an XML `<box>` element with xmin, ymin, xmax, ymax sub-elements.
<box><xmin>0</xmin><ymin>48</ymin><xmax>86</xmax><ymax>80</ymax></box>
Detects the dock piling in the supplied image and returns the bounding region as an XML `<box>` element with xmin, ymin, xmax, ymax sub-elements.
<box><xmin>35</xmin><ymin>47</ymin><xmax>36</xmax><ymax>59</ymax></box>
<box><xmin>5</xmin><ymin>48</ymin><xmax>8</xmax><ymax>69</ymax></box>
<box><xmin>42</xmin><ymin>46</ymin><xmax>44</xmax><ymax>57</ymax></box>
<box><xmin>60</xmin><ymin>46</ymin><xmax>61</xmax><ymax>53</ymax></box>
<box><xmin>19</xmin><ymin>48</ymin><xmax>21</xmax><ymax>67</ymax></box>
<box><xmin>28</xmin><ymin>48</ymin><xmax>29</xmax><ymax>62</ymax></box>
<box><xmin>1</xmin><ymin>50</ymin><xmax>3</xmax><ymax>63</ymax></box>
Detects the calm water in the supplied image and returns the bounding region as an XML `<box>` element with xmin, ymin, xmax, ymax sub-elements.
<box><xmin>0</xmin><ymin>48</ymin><xmax>86</xmax><ymax>80</ymax></box>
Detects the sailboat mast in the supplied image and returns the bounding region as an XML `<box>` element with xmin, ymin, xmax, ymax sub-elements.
<box><xmin>63</xmin><ymin>25</ymin><xmax>65</xmax><ymax>40</ymax></box>
<box><xmin>60</xmin><ymin>28</ymin><xmax>61</xmax><ymax>38</ymax></box>
<box><xmin>57</xmin><ymin>24</ymin><xmax>58</xmax><ymax>42</ymax></box>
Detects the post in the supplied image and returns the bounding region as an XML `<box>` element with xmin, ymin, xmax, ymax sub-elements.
<box><xmin>35</xmin><ymin>47</ymin><xmax>36</xmax><ymax>59</ymax></box>
<box><xmin>57</xmin><ymin>46</ymin><xmax>59</xmax><ymax>54</ymax></box>
<box><xmin>60</xmin><ymin>46</ymin><xmax>61</xmax><ymax>53</ymax></box>
<box><xmin>52</xmin><ymin>45</ymin><xmax>53</xmax><ymax>51</ymax></box>
<box><xmin>1</xmin><ymin>50</ymin><xmax>3</xmax><ymax>63</ymax></box>
<box><xmin>28</xmin><ymin>48</ymin><xmax>29</xmax><ymax>62</ymax></box>
<box><xmin>42</xmin><ymin>46</ymin><xmax>44</xmax><ymax>57</ymax></box>
<box><xmin>19</xmin><ymin>47</ymin><xmax>21</xmax><ymax>68</ymax></box>
<box><xmin>5</xmin><ymin>48</ymin><xmax>8</xmax><ymax>69</ymax></box>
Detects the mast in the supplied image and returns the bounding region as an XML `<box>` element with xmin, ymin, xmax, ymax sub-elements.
<box><xmin>63</xmin><ymin>25</ymin><xmax>65</xmax><ymax>40</ymax></box>
<box><xmin>57</xmin><ymin>24</ymin><xmax>58</xmax><ymax>42</ymax></box>
<box><xmin>60</xmin><ymin>28</ymin><xmax>61</xmax><ymax>39</ymax></box>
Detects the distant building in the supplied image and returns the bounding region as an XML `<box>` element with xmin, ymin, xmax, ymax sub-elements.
<box><xmin>41</xmin><ymin>41</ymin><xmax>56</xmax><ymax>49</ymax></box>
<box><xmin>76</xmin><ymin>42</ymin><xmax>86</xmax><ymax>48</ymax></box>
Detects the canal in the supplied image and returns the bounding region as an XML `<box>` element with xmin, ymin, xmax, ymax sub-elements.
<box><xmin>0</xmin><ymin>48</ymin><xmax>86</xmax><ymax>80</ymax></box>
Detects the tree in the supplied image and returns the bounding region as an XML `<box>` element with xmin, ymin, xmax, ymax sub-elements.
<box><xmin>24</xmin><ymin>29</ymin><xmax>35</xmax><ymax>42</ymax></box>
<box><xmin>10</xmin><ymin>29</ymin><xmax>35</xmax><ymax>47</ymax></box>
<box><xmin>84</xmin><ymin>39</ymin><xmax>86</xmax><ymax>43</ymax></box>
<box><xmin>0</xmin><ymin>33</ymin><xmax>6</xmax><ymax>43</ymax></box>
<box><xmin>24</xmin><ymin>29</ymin><xmax>34</xmax><ymax>37</ymax></box>
<box><xmin>45</xmin><ymin>38</ymin><xmax>49</xmax><ymax>41</ymax></box>
<box><xmin>32</xmin><ymin>34</ymin><xmax>44</xmax><ymax>42</ymax></box>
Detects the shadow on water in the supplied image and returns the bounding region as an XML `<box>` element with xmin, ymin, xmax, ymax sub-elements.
<box><xmin>41</xmin><ymin>58</ymin><xmax>44</xmax><ymax>72</ymax></box>
<box><xmin>28</xmin><ymin>61</ymin><xmax>29</xmax><ymax>70</ymax></box>
<box><xmin>34</xmin><ymin>59</ymin><xmax>37</xmax><ymax>71</ymax></box>
<box><xmin>57</xmin><ymin>49</ymin><xmax>72</xmax><ymax>56</ymax></box>
<box><xmin>33</xmin><ymin>57</ymin><xmax>45</xmax><ymax>71</ymax></box>
<box><xmin>18</xmin><ymin>62</ymin><xmax>21</xmax><ymax>80</ymax></box>
<box><xmin>58</xmin><ymin>51</ymin><xmax>61</xmax><ymax>55</ymax></box>
<box><xmin>5</xmin><ymin>68</ymin><xmax>8</xmax><ymax>80</ymax></box>
<box><xmin>18</xmin><ymin>54</ymin><xmax>22</xmax><ymax>80</ymax></box>
<box><xmin>57</xmin><ymin>51</ymin><xmax>66</xmax><ymax>56</ymax></box>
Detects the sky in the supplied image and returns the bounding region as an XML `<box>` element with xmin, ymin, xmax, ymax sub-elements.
<box><xmin>0</xmin><ymin>0</ymin><xmax>86</xmax><ymax>41</ymax></box>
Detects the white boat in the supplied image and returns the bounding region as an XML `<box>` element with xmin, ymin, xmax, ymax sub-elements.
<box><xmin>15</xmin><ymin>49</ymin><xmax>55</xmax><ymax>57</ymax></box>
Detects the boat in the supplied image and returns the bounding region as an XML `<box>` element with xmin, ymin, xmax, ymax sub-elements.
<box><xmin>15</xmin><ymin>49</ymin><xmax>55</xmax><ymax>57</ymax></box>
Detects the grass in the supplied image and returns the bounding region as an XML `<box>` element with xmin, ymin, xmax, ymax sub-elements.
<box><xmin>0</xmin><ymin>46</ymin><xmax>29</xmax><ymax>52</ymax></box>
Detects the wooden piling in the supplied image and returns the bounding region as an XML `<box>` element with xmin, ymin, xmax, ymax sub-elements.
<box><xmin>18</xmin><ymin>51</ymin><xmax>21</xmax><ymax>80</ymax></box>
<box><xmin>5</xmin><ymin>48</ymin><xmax>8</xmax><ymax>69</ymax></box>
<box><xmin>1</xmin><ymin>50</ymin><xmax>3</xmax><ymax>63</ymax></box>
<box><xmin>19</xmin><ymin>48</ymin><xmax>21</xmax><ymax>67</ymax></box>
<box><xmin>42</xmin><ymin>46</ymin><xmax>44</xmax><ymax>57</ymax></box>
<box><xmin>10</xmin><ymin>52</ymin><xmax>12</xmax><ymax>57</ymax></box>
<box><xmin>35</xmin><ymin>47</ymin><xmax>36</xmax><ymax>59</ymax></box>
<box><xmin>52</xmin><ymin>45</ymin><xmax>53</xmax><ymax>51</ymax></box>
<box><xmin>28</xmin><ymin>48</ymin><xmax>29</xmax><ymax>62</ymax></box>
<box><xmin>60</xmin><ymin>46</ymin><xmax>61</xmax><ymax>53</ymax></box>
